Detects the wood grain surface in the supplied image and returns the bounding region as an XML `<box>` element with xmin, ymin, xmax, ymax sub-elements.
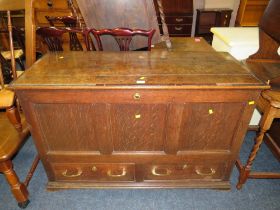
<box><xmin>11</xmin><ymin>50</ymin><xmax>266</xmax><ymax>89</ymax></box>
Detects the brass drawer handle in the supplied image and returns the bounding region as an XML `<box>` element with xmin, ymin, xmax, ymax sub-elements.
<box><xmin>175</xmin><ymin>18</ymin><xmax>184</xmax><ymax>22</ymax></box>
<box><xmin>152</xmin><ymin>167</ymin><xmax>172</xmax><ymax>176</ymax></box>
<box><xmin>182</xmin><ymin>164</ymin><xmax>188</xmax><ymax>170</ymax></box>
<box><xmin>133</xmin><ymin>93</ymin><xmax>141</xmax><ymax>100</ymax></box>
<box><xmin>175</xmin><ymin>26</ymin><xmax>183</xmax><ymax>31</ymax></box>
<box><xmin>92</xmin><ymin>166</ymin><xmax>98</xmax><ymax>172</ymax></box>
<box><xmin>135</xmin><ymin>114</ymin><xmax>141</xmax><ymax>119</ymax></box>
<box><xmin>195</xmin><ymin>168</ymin><xmax>216</xmax><ymax>176</ymax></box>
<box><xmin>107</xmin><ymin>167</ymin><xmax>127</xmax><ymax>177</ymax></box>
<box><xmin>62</xmin><ymin>168</ymin><xmax>82</xmax><ymax>178</ymax></box>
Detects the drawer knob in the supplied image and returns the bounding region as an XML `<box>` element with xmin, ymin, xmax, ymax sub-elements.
<box><xmin>195</xmin><ymin>168</ymin><xmax>216</xmax><ymax>176</ymax></box>
<box><xmin>208</xmin><ymin>109</ymin><xmax>214</xmax><ymax>115</ymax></box>
<box><xmin>133</xmin><ymin>93</ymin><xmax>141</xmax><ymax>100</ymax></box>
<box><xmin>107</xmin><ymin>167</ymin><xmax>127</xmax><ymax>177</ymax></box>
<box><xmin>175</xmin><ymin>18</ymin><xmax>184</xmax><ymax>22</ymax></box>
<box><xmin>92</xmin><ymin>166</ymin><xmax>98</xmax><ymax>172</ymax></box>
<box><xmin>175</xmin><ymin>26</ymin><xmax>183</xmax><ymax>31</ymax></box>
<box><xmin>62</xmin><ymin>168</ymin><xmax>82</xmax><ymax>177</ymax></box>
<box><xmin>152</xmin><ymin>166</ymin><xmax>172</xmax><ymax>176</ymax></box>
<box><xmin>135</xmin><ymin>114</ymin><xmax>141</xmax><ymax>119</ymax></box>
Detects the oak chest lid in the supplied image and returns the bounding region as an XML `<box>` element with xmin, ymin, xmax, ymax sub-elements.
<box><xmin>11</xmin><ymin>51</ymin><xmax>267</xmax><ymax>90</ymax></box>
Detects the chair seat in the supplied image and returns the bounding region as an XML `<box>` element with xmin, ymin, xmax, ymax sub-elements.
<box><xmin>0</xmin><ymin>88</ymin><xmax>15</xmax><ymax>108</ymax></box>
<box><xmin>0</xmin><ymin>112</ymin><xmax>29</xmax><ymax>161</ymax></box>
<box><xmin>262</xmin><ymin>90</ymin><xmax>280</xmax><ymax>108</ymax></box>
<box><xmin>1</xmin><ymin>49</ymin><xmax>23</xmax><ymax>60</ymax></box>
<box><xmin>17</xmin><ymin>70</ymin><xmax>24</xmax><ymax>77</ymax></box>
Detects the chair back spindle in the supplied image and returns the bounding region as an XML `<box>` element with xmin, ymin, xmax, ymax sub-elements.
<box><xmin>45</xmin><ymin>16</ymin><xmax>83</xmax><ymax>51</ymax></box>
<box><xmin>7</xmin><ymin>11</ymin><xmax>17</xmax><ymax>79</ymax></box>
<box><xmin>37</xmin><ymin>27</ymin><xmax>66</xmax><ymax>52</ymax></box>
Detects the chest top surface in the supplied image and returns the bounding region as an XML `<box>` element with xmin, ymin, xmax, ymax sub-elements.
<box><xmin>11</xmin><ymin>50</ymin><xmax>267</xmax><ymax>90</ymax></box>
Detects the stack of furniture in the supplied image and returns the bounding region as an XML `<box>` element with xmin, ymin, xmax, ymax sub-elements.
<box><xmin>153</xmin><ymin>0</ymin><xmax>193</xmax><ymax>37</ymax></box>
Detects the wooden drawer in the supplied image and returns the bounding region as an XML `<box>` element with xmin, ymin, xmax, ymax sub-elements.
<box><xmin>144</xmin><ymin>161</ymin><xmax>226</xmax><ymax>181</ymax></box>
<box><xmin>159</xmin><ymin>24</ymin><xmax>192</xmax><ymax>35</ymax></box>
<box><xmin>158</xmin><ymin>16</ymin><xmax>193</xmax><ymax>24</ymax></box>
<box><xmin>52</xmin><ymin>163</ymin><xmax>135</xmax><ymax>182</ymax></box>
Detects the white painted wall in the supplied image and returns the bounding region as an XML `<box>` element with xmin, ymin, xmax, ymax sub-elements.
<box><xmin>205</xmin><ymin>0</ymin><xmax>235</xmax><ymax>9</ymax></box>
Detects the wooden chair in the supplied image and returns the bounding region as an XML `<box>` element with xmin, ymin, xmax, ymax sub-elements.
<box><xmin>0</xmin><ymin>7</ymin><xmax>39</xmax><ymax>209</ymax></box>
<box><xmin>45</xmin><ymin>16</ymin><xmax>83</xmax><ymax>51</ymax></box>
<box><xmin>37</xmin><ymin>27</ymin><xmax>89</xmax><ymax>52</ymax></box>
<box><xmin>0</xmin><ymin>27</ymin><xmax>25</xmax><ymax>70</ymax></box>
<box><xmin>236</xmin><ymin>0</ymin><xmax>280</xmax><ymax>189</ymax></box>
<box><xmin>87</xmin><ymin>28</ymin><xmax>156</xmax><ymax>51</ymax></box>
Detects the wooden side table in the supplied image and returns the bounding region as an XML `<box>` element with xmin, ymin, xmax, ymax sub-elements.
<box><xmin>236</xmin><ymin>90</ymin><xmax>280</xmax><ymax>189</ymax></box>
<box><xmin>195</xmin><ymin>8</ymin><xmax>232</xmax><ymax>43</ymax></box>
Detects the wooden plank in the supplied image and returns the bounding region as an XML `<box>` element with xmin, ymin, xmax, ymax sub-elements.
<box><xmin>0</xmin><ymin>0</ymin><xmax>25</xmax><ymax>11</ymax></box>
<box><xmin>25</xmin><ymin>0</ymin><xmax>36</xmax><ymax>68</ymax></box>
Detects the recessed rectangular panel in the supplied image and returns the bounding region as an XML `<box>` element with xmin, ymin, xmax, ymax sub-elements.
<box><xmin>110</xmin><ymin>104</ymin><xmax>167</xmax><ymax>151</ymax></box>
<box><xmin>178</xmin><ymin>102</ymin><xmax>244</xmax><ymax>151</ymax></box>
<box><xmin>34</xmin><ymin>103</ymin><xmax>101</xmax><ymax>151</ymax></box>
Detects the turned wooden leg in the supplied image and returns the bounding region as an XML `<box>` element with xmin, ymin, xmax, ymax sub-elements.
<box><xmin>6</xmin><ymin>105</ymin><xmax>22</xmax><ymax>132</ymax></box>
<box><xmin>0</xmin><ymin>161</ymin><xmax>29</xmax><ymax>208</ymax></box>
<box><xmin>237</xmin><ymin>128</ymin><xmax>267</xmax><ymax>189</ymax></box>
<box><xmin>24</xmin><ymin>155</ymin><xmax>40</xmax><ymax>187</ymax></box>
<box><xmin>236</xmin><ymin>106</ymin><xmax>277</xmax><ymax>190</ymax></box>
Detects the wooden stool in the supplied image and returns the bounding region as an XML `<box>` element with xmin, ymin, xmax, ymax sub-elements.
<box><xmin>236</xmin><ymin>90</ymin><xmax>280</xmax><ymax>189</ymax></box>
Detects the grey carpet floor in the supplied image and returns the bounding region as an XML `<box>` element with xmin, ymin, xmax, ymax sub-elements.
<box><xmin>1</xmin><ymin>131</ymin><xmax>280</xmax><ymax>210</ymax></box>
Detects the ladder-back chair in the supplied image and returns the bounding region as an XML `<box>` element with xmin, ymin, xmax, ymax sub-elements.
<box><xmin>0</xmin><ymin>1</ymin><xmax>39</xmax><ymax>208</ymax></box>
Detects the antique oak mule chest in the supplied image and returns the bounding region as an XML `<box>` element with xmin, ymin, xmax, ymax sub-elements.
<box><xmin>11</xmin><ymin>47</ymin><xmax>267</xmax><ymax>190</ymax></box>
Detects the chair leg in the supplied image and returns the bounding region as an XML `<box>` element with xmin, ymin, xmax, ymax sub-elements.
<box><xmin>6</xmin><ymin>105</ymin><xmax>22</xmax><ymax>132</ymax></box>
<box><xmin>236</xmin><ymin>128</ymin><xmax>266</xmax><ymax>189</ymax></box>
<box><xmin>236</xmin><ymin>106</ymin><xmax>276</xmax><ymax>189</ymax></box>
<box><xmin>0</xmin><ymin>160</ymin><xmax>30</xmax><ymax>208</ymax></box>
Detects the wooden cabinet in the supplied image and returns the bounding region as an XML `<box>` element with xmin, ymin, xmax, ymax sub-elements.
<box><xmin>153</xmin><ymin>0</ymin><xmax>193</xmax><ymax>37</ymax></box>
<box><xmin>12</xmin><ymin>48</ymin><xmax>267</xmax><ymax>190</ymax></box>
<box><xmin>195</xmin><ymin>9</ymin><xmax>232</xmax><ymax>43</ymax></box>
<box><xmin>236</xmin><ymin>0</ymin><xmax>269</xmax><ymax>26</ymax></box>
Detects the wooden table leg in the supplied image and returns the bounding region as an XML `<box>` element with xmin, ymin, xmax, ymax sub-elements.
<box><xmin>0</xmin><ymin>160</ymin><xmax>30</xmax><ymax>208</ymax></box>
<box><xmin>236</xmin><ymin>106</ymin><xmax>277</xmax><ymax>189</ymax></box>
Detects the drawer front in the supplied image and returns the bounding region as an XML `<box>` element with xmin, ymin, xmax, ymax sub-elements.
<box><xmin>144</xmin><ymin>161</ymin><xmax>226</xmax><ymax>181</ymax></box>
<box><xmin>52</xmin><ymin>163</ymin><xmax>135</xmax><ymax>182</ymax></box>
<box><xmin>159</xmin><ymin>24</ymin><xmax>192</xmax><ymax>35</ymax></box>
<box><xmin>158</xmin><ymin>16</ymin><xmax>193</xmax><ymax>24</ymax></box>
